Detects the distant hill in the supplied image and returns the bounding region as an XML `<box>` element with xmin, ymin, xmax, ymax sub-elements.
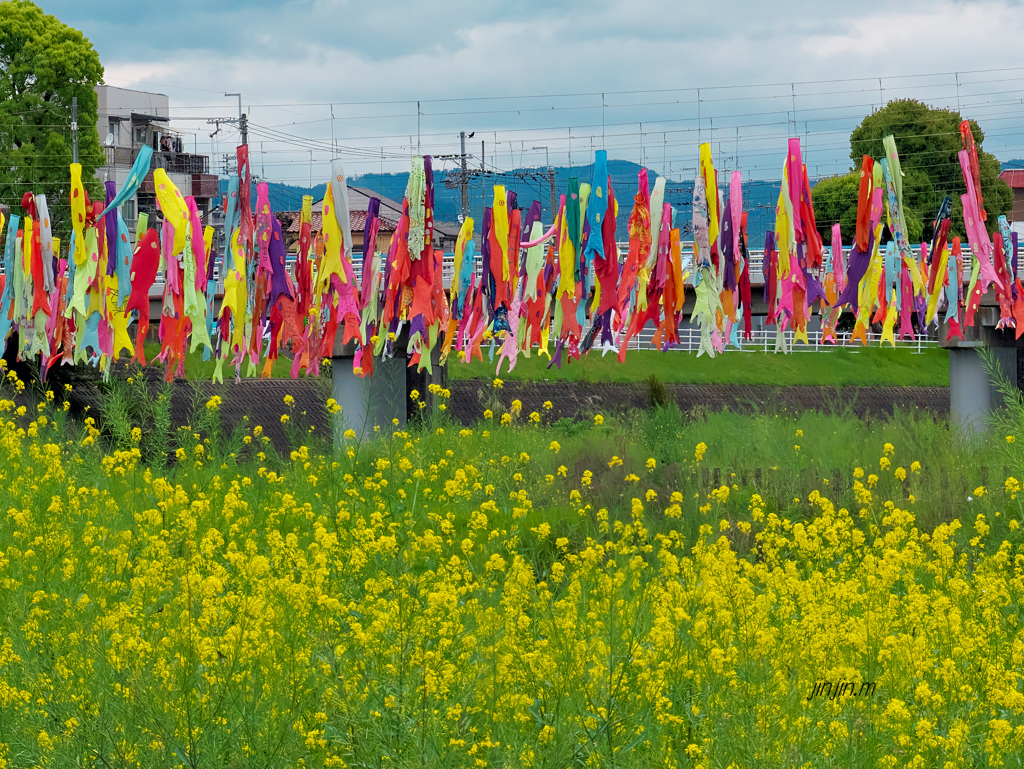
<box><xmin>215</xmin><ymin>157</ymin><xmax>1024</xmax><ymax>252</ymax></box>
<box><xmin>229</xmin><ymin>159</ymin><xmax>783</xmax><ymax>248</ymax></box>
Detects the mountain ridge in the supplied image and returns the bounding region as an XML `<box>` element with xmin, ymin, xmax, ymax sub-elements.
<box><xmin>248</xmin><ymin>159</ymin><xmax>782</xmax><ymax>247</ymax></box>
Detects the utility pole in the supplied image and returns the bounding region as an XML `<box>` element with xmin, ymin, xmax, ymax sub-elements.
<box><xmin>417</xmin><ymin>101</ymin><xmax>421</xmax><ymax>154</ymax></box>
<box><xmin>601</xmin><ymin>92</ymin><xmax>606</xmax><ymax>149</ymax></box>
<box><xmin>548</xmin><ymin>166</ymin><xmax>556</xmax><ymax>224</ymax></box>
<box><xmin>226</xmin><ymin>92</ymin><xmax>241</xmax><ymax>121</ymax></box>
<box><xmin>697</xmin><ymin>88</ymin><xmax>701</xmax><ymax>145</ymax></box>
<box><xmin>460</xmin><ymin>130</ymin><xmax>468</xmax><ymax>221</ymax></box>
<box><xmin>532</xmin><ymin>145</ymin><xmax>556</xmax><ymax>224</ymax></box>
<box><xmin>481</xmin><ymin>140</ymin><xmax>486</xmax><ymax>215</ymax></box>
<box><xmin>218</xmin><ymin>93</ymin><xmax>246</xmax><ymax>145</ymax></box>
<box><xmin>791</xmin><ymin>82</ymin><xmax>797</xmax><ymax>135</ymax></box>
<box><xmin>71</xmin><ymin>96</ymin><xmax>78</xmax><ymax>163</ymax></box>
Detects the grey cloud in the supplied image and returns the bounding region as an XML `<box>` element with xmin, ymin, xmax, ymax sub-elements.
<box><xmin>36</xmin><ymin>0</ymin><xmax>1024</xmax><ymax>182</ymax></box>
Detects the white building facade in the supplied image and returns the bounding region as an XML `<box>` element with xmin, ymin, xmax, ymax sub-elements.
<box><xmin>95</xmin><ymin>85</ymin><xmax>219</xmax><ymax>231</ymax></box>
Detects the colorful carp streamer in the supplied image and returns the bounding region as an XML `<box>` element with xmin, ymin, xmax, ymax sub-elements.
<box><xmin>0</xmin><ymin>126</ymin><xmax>1016</xmax><ymax>382</ymax></box>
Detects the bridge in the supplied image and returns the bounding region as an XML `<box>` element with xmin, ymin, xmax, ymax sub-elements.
<box><xmin>142</xmin><ymin>242</ymin><xmax>977</xmax><ymax>371</ymax></box>
<box><xmin>135</xmin><ymin>242</ymin><xmax>1004</xmax><ymax>437</ymax></box>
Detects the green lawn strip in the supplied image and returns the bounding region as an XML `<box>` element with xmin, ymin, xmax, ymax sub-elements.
<box><xmin>141</xmin><ymin>343</ymin><xmax>300</xmax><ymax>380</ymax></box>
<box><xmin>450</xmin><ymin>345</ymin><xmax>949</xmax><ymax>386</ymax></box>
<box><xmin>134</xmin><ymin>340</ymin><xmax>950</xmax><ymax>386</ymax></box>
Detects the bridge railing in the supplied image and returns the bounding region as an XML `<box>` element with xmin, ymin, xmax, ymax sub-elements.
<box><xmin>338</xmin><ymin>243</ymin><xmax>980</xmax><ymax>292</ymax></box>
<box><xmin>627</xmin><ymin>325</ymin><xmax>939</xmax><ymax>353</ymax></box>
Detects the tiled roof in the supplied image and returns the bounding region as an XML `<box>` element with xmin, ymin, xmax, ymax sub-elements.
<box><xmin>1000</xmin><ymin>169</ymin><xmax>1024</xmax><ymax>189</ymax></box>
<box><xmin>277</xmin><ymin>184</ymin><xmax>459</xmax><ymax>243</ymax></box>
<box><xmin>279</xmin><ymin>185</ymin><xmax>459</xmax><ymax>241</ymax></box>
<box><xmin>282</xmin><ymin>209</ymin><xmax>398</xmax><ymax>235</ymax></box>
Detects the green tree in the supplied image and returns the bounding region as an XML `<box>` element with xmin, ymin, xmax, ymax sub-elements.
<box><xmin>809</xmin><ymin>170</ymin><xmax>859</xmax><ymax>244</ymax></box>
<box><xmin>812</xmin><ymin>99</ymin><xmax>1012</xmax><ymax>244</ymax></box>
<box><xmin>0</xmin><ymin>0</ymin><xmax>104</xmax><ymax>242</ymax></box>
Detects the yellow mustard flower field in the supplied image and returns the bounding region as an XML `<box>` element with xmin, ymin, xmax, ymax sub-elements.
<box><xmin>0</xmin><ymin>374</ymin><xmax>1022</xmax><ymax>769</ymax></box>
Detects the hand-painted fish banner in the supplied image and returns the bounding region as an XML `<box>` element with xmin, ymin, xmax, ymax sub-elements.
<box><xmin>0</xmin><ymin>133</ymin><xmax>1013</xmax><ymax>382</ymax></box>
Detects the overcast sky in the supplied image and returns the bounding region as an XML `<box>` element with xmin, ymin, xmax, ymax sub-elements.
<box><xmin>37</xmin><ymin>0</ymin><xmax>1024</xmax><ymax>185</ymax></box>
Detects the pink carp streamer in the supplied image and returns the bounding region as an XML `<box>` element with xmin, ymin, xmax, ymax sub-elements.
<box><xmin>0</xmin><ymin>130</ymin><xmax>1013</xmax><ymax>382</ymax></box>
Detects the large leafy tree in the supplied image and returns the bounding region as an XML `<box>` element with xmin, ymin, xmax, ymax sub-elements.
<box><xmin>808</xmin><ymin>169</ymin><xmax>860</xmax><ymax>244</ymax></box>
<box><xmin>812</xmin><ymin>99</ymin><xmax>1012</xmax><ymax>244</ymax></box>
<box><xmin>0</xmin><ymin>0</ymin><xmax>104</xmax><ymax>242</ymax></box>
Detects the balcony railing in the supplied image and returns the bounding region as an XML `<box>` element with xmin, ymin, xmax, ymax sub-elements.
<box><xmin>138</xmin><ymin>170</ymin><xmax>217</xmax><ymax>200</ymax></box>
<box><xmin>151</xmin><ymin>150</ymin><xmax>209</xmax><ymax>175</ymax></box>
<box><xmin>103</xmin><ymin>145</ymin><xmax>210</xmax><ymax>175</ymax></box>
<box><xmin>103</xmin><ymin>146</ymin><xmax>135</xmax><ymax>166</ymax></box>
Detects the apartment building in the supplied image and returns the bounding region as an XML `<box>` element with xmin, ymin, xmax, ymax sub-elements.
<box><xmin>95</xmin><ymin>85</ymin><xmax>219</xmax><ymax>231</ymax></box>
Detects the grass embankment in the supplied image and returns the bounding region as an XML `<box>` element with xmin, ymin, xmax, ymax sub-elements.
<box><xmin>453</xmin><ymin>345</ymin><xmax>950</xmax><ymax>386</ymax></box>
<box><xmin>145</xmin><ymin>343</ymin><xmax>950</xmax><ymax>386</ymax></box>
<box><xmin>1</xmin><ymin>372</ymin><xmax>1019</xmax><ymax>767</ymax></box>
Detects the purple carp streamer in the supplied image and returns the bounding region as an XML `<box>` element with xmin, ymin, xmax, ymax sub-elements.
<box><xmin>0</xmin><ymin>129</ymin><xmax>1011</xmax><ymax>381</ymax></box>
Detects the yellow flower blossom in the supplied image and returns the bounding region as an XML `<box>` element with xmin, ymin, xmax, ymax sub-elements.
<box><xmin>0</xmin><ymin>397</ymin><xmax>1017</xmax><ymax>768</ymax></box>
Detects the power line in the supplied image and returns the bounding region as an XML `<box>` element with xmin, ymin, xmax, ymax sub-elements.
<box><xmin>157</xmin><ymin>65</ymin><xmax>1024</xmax><ymax>110</ymax></box>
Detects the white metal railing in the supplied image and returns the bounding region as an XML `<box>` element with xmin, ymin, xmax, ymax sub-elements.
<box><xmin>626</xmin><ymin>325</ymin><xmax>938</xmax><ymax>353</ymax></box>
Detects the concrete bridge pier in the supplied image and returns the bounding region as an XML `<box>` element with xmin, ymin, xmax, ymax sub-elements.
<box><xmin>941</xmin><ymin>302</ymin><xmax>1021</xmax><ymax>433</ymax></box>
<box><xmin>330</xmin><ymin>333</ymin><xmax>447</xmax><ymax>441</ymax></box>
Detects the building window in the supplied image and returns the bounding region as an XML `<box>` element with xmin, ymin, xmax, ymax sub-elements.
<box><xmin>134</xmin><ymin>125</ymin><xmax>146</xmax><ymax>144</ymax></box>
<box><xmin>121</xmin><ymin>199</ymin><xmax>135</xmax><ymax>221</ymax></box>
<box><xmin>108</xmin><ymin>119</ymin><xmax>120</xmax><ymax>146</ymax></box>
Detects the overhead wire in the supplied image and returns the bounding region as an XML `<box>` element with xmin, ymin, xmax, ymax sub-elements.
<box><xmin>7</xmin><ymin>66</ymin><xmax>1024</xmax><ymax>224</ymax></box>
